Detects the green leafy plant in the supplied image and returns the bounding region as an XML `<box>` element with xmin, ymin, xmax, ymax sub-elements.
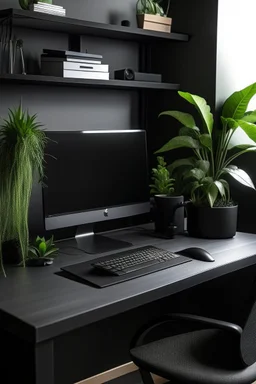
<box><xmin>150</xmin><ymin>156</ymin><xmax>175</xmax><ymax>195</ymax></box>
<box><xmin>0</xmin><ymin>104</ymin><xmax>48</xmax><ymax>276</ymax></box>
<box><xmin>28</xmin><ymin>236</ymin><xmax>58</xmax><ymax>260</ymax></box>
<box><xmin>19</xmin><ymin>0</ymin><xmax>52</xmax><ymax>10</ymax></box>
<box><xmin>156</xmin><ymin>83</ymin><xmax>256</xmax><ymax>207</ymax></box>
<box><xmin>136</xmin><ymin>0</ymin><xmax>170</xmax><ymax>16</ymax></box>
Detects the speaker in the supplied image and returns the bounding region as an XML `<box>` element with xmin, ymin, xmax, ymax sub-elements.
<box><xmin>114</xmin><ymin>69</ymin><xmax>162</xmax><ymax>82</ymax></box>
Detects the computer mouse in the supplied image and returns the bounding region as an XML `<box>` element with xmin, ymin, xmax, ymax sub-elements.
<box><xmin>177</xmin><ymin>247</ymin><xmax>215</xmax><ymax>262</ymax></box>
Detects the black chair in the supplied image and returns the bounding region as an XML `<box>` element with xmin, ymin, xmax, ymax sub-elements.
<box><xmin>130</xmin><ymin>305</ymin><xmax>256</xmax><ymax>384</ymax></box>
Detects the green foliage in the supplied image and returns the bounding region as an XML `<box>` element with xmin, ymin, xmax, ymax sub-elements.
<box><xmin>28</xmin><ymin>236</ymin><xmax>59</xmax><ymax>259</ymax></box>
<box><xmin>19</xmin><ymin>0</ymin><xmax>52</xmax><ymax>9</ymax></box>
<box><xmin>157</xmin><ymin>83</ymin><xmax>256</xmax><ymax>207</ymax></box>
<box><xmin>136</xmin><ymin>0</ymin><xmax>170</xmax><ymax>16</ymax></box>
<box><xmin>0</xmin><ymin>104</ymin><xmax>48</xmax><ymax>276</ymax></box>
<box><xmin>149</xmin><ymin>156</ymin><xmax>175</xmax><ymax>196</ymax></box>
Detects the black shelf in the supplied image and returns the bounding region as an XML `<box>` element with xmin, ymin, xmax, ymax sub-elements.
<box><xmin>0</xmin><ymin>74</ymin><xmax>180</xmax><ymax>91</ymax></box>
<box><xmin>0</xmin><ymin>8</ymin><xmax>189</xmax><ymax>42</ymax></box>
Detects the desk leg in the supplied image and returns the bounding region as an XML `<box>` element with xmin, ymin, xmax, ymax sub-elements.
<box><xmin>35</xmin><ymin>340</ymin><xmax>54</xmax><ymax>384</ymax></box>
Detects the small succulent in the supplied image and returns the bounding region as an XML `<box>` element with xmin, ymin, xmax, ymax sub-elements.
<box><xmin>28</xmin><ymin>236</ymin><xmax>58</xmax><ymax>259</ymax></box>
<box><xmin>150</xmin><ymin>156</ymin><xmax>175</xmax><ymax>196</ymax></box>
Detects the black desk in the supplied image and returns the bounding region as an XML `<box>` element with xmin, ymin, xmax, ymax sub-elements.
<box><xmin>1</xmin><ymin>227</ymin><xmax>256</xmax><ymax>384</ymax></box>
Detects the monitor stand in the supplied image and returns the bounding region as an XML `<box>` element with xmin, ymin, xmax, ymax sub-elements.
<box><xmin>75</xmin><ymin>224</ymin><xmax>132</xmax><ymax>254</ymax></box>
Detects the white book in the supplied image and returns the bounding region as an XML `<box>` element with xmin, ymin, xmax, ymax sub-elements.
<box><xmin>63</xmin><ymin>70</ymin><xmax>109</xmax><ymax>80</ymax></box>
<box><xmin>42</xmin><ymin>61</ymin><xmax>109</xmax><ymax>73</ymax></box>
<box><xmin>32</xmin><ymin>5</ymin><xmax>66</xmax><ymax>13</ymax></box>
<box><xmin>41</xmin><ymin>56</ymin><xmax>102</xmax><ymax>65</ymax></box>
<box><xmin>34</xmin><ymin>4</ymin><xmax>64</xmax><ymax>11</ymax></box>
<box><xmin>31</xmin><ymin>8</ymin><xmax>66</xmax><ymax>16</ymax></box>
<box><xmin>37</xmin><ymin>2</ymin><xmax>64</xmax><ymax>9</ymax></box>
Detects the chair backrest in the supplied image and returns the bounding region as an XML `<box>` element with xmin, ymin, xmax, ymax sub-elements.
<box><xmin>241</xmin><ymin>300</ymin><xmax>256</xmax><ymax>366</ymax></box>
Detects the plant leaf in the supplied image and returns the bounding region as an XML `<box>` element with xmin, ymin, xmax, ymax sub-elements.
<box><xmin>207</xmin><ymin>183</ymin><xmax>218</xmax><ymax>207</ymax></box>
<box><xmin>241</xmin><ymin>110</ymin><xmax>256</xmax><ymax>123</ymax></box>
<box><xmin>183</xmin><ymin>168</ymin><xmax>205</xmax><ymax>181</ymax></box>
<box><xmin>199</xmin><ymin>134</ymin><xmax>212</xmax><ymax>149</ymax></box>
<box><xmin>236</xmin><ymin>120</ymin><xmax>256</xmax><ymax>142</ymax></box>
<box><xmin>178</xmin><ymin>91</ymin><xmax>214</xmax><ymax>134</ymax></box>
<box><xmin>219</xmin><ymin>178</ymin><xmax>230</xmax><ymax>201</ymax></box>
<box><xmin>214</xmin><ymin>180</ymin><xmax>226</xmax><ymax>199</ymax></box>
<box><xmin>222</xmin><ymin>82</ymin><xmax>256</xmax><ymax>120</ymax></box>
<box><xmin>179</xmin><ymin>126</ymin><xmax>199</xmax><ymax>139</ymax></box>
<box><xmin>228</xmin><ymin>127</ymin><xmax>256</xmax><ymax>150</ymax></box>
<box><xmin>223</xmin><ymin>166</ymin><xmax>255</xmax><ymax>189</ymax></box>
<box><xmin>159</xmin><ymin>111</ymin><xmax>196</xmax><ymax>129</ymax></box>
<box><xmin>168</xmin><ymin>157</ymin><xmax>196</xmax><ymax>174</ymax></box>
<box><xmin>195</xmin><ymin>160</ymin><xmax>210</xmax><ymax>173</ymax></box>
<box><xmin>155</xmin><ymin>136</ymin><xmax>200</xmax><ymax>154</ymax></box>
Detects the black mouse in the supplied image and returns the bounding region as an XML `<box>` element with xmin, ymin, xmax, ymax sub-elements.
<box><xmin>177</xmin><ymin>247</ymin><xmax>215</xmax><ymax>262</ymax></box>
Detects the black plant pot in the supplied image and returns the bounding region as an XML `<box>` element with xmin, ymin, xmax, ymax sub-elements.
<box><xmin>2</xmin><ymin>240</ymin><xmax>21</xmax><ymax>265</ymax></box>
<box><xmin>186</xmin><ymin>204</ymin><xmax>238</xmax><ymax>239</ymax></box>
<box><xmin>154</xmin><ymin>195</ymin><xmax>184</xmax><ymax>235</ymax></box>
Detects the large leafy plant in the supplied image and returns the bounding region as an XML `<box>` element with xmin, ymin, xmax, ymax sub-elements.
<box><xmin>150</xmin><ymin>156</ymin><xmax>175</xmax><ymax>195</ymax></box>
<box><xmin>136</xmin><ymin>0</ymin><xmax>170</xmax><ymax>16</ymax></box>
<box><xmin>156</xmin><ymin>83</ymin><xmax>256</xmax><ymax>207</ymax></box>
<box><xmin>0</xmin><ymin>104</ymin><xmax>48</xmax><ymax>276</ymax></box>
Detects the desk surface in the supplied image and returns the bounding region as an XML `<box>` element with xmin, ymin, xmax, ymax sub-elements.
<box><xmin>1</xmin><ymin>228</ymin><xmax>256</xmax><ymax>343</ymax></box>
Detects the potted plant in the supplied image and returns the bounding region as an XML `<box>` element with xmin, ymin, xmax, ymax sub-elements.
<box><xmin>19</xmin><ymin>0</ymin><xmax>52</xmax><ymax>10</ymax></box>
<box><xmin>0</xmin><ymin>104</ymin><xmax>48</xmax><ymax>276</ymax></box>
<box><xmin>150</xmin><ymin>156</ymin><xmax>184</xmax><ymax>236</ymax></box>
<box><xmin>26</xmin><ymin>236</ymin><xmax>58</xmax><ymax>266</ymax></box>
<box><xmin>156</xmin><ymin>83</ymin><xmax>256</xmax><ymax>239</ymax></box>
<box><xmin>137</xmin><ymin>0</ymin><xmax>172</xmax><ymax>33</ymax></box>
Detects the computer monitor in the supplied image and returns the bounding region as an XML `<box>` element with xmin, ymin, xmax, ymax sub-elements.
<box><xmin>43</xmin><ymin>130</ymin><xmax>150</xmax><ymax>253</ymax></box>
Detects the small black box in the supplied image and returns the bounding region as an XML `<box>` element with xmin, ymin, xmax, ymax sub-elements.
<box><xmin>114</xmin><ymin>69</ymin><xmax>162</xmax><ymax>82</ymax></box>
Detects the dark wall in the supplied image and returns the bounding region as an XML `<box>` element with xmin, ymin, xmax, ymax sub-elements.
<box><xmin>215</xmin><ymin>0</ymin><xmax>256</xmax><ymax>233</ymax></box>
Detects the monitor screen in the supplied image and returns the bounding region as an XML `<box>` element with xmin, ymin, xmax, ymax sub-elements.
<box><xmin>43</xmin><ymin>130</ymin><xmax>150</xmax><ymax>230</ymax></box>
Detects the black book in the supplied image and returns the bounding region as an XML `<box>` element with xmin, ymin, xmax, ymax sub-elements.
<box><xmin>43</xmin><ymin>49</ymin><xmax>103</xmax><ymax>60</ymax></box>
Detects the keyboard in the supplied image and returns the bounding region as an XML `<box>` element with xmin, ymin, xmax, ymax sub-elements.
<box><xmin>92</xmin><ymin>245</ymin><xmax>182</xmax><ymax>276</ymax></box>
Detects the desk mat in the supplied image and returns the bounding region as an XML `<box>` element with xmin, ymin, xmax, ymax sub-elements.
<box><xmin>61</xmin><ymin>251</ymin><xmax>191</xmax><ymax>288</ymax></box>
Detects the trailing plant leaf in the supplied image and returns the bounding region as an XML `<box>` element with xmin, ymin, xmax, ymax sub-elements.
<box><xmin>178</xmin><ymin>91</ymin><xmax>214</xmax><ymax>134</ymax></box>
<box><xmin>160</xmin><ymin>111</ymin><xmax>196</xmax><ymax>128</ymax></box>
<box><xmin>183</xmin><ymin>168</ymin><xmax>206</xmax><ymax>181</ymax></box>
<box><xmin>223</xmin><ymin>166</ymin><xmax>255</xmax><ymax>189</ymax></box>
<box><xmin>222</xmin><ymin>83</ymin><xmax>256</xmax><ymax>120</ymax></box>
<box><xmin>155</xmin><ymin>136</ymin><xmax>200</xmax><ymax>154</ymax></box>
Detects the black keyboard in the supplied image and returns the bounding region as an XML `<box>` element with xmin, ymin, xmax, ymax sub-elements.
<box><xmin>92</xmin><ymin>246</ymin><xmax>181</xmax><ymax>276</ymax></box>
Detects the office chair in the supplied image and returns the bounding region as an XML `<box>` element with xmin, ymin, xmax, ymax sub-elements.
<box><xmin>130</xmin><ymin>305</ymin><xmax>256</xmax><ymax>384</ymax></box>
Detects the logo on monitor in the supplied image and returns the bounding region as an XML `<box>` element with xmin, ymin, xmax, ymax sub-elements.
<box><xmin>104</xmin><ymin>209</ymin><xmax>109</xmax><ymax>217</ymax></box>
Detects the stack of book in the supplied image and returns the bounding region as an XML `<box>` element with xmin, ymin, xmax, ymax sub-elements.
<box><xmin>29</xmin><ymin>2</ymin><xmax>66</xmax><ymax>17</ymax></box>
<box><xmin>41</xmin><ymin>49</ymin><xmax>109</xmax><ymax>80</ymax></box>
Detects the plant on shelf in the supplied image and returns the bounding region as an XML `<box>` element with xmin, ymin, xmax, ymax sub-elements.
<box><xmin>19</xmin><ymin>0</ymin><xmax>52</xmax><ymax>10</ymax></box>
<box><xmin>136</xmin><ymin>0</ymin><xmax>172</xmax><ymax>33</ymax></box>
<box><xmin>0</xmin><ymin>104</ymin><xmax>48</xmax><ymax>276</ymax></box>
<box><xmin>136</xmin><ymin>0</ymin><xmax>170</xmax><ymax>17</ymax></box>
<box><xmin>150</xmin><ymin>156</ymin><xmax>185</xmax><ymax>236</ymax></box>
<box><xmin>28</xmin><ymin>236</ymin><xmax>58</xmax><ymax>261</ymax></box>
<box><xmin>150</xmin><ymin>156</ymin><xmax>175</xmax><ymax>196</ymax></box>
<box><xmin>156</xmin><ymin>83</ymin><xmax>256</xmax><ymax>238</ymax></box>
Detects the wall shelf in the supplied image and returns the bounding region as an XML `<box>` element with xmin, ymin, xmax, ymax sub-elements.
<box><xmin>0</xmin><ymin>8</ymin><xmax>189</xmax><ymax>43</ymax></box>
<box><xmin>0</xmin><ymin>74</ymin><xmax>180</xmax><ymax>91</ymax></box>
